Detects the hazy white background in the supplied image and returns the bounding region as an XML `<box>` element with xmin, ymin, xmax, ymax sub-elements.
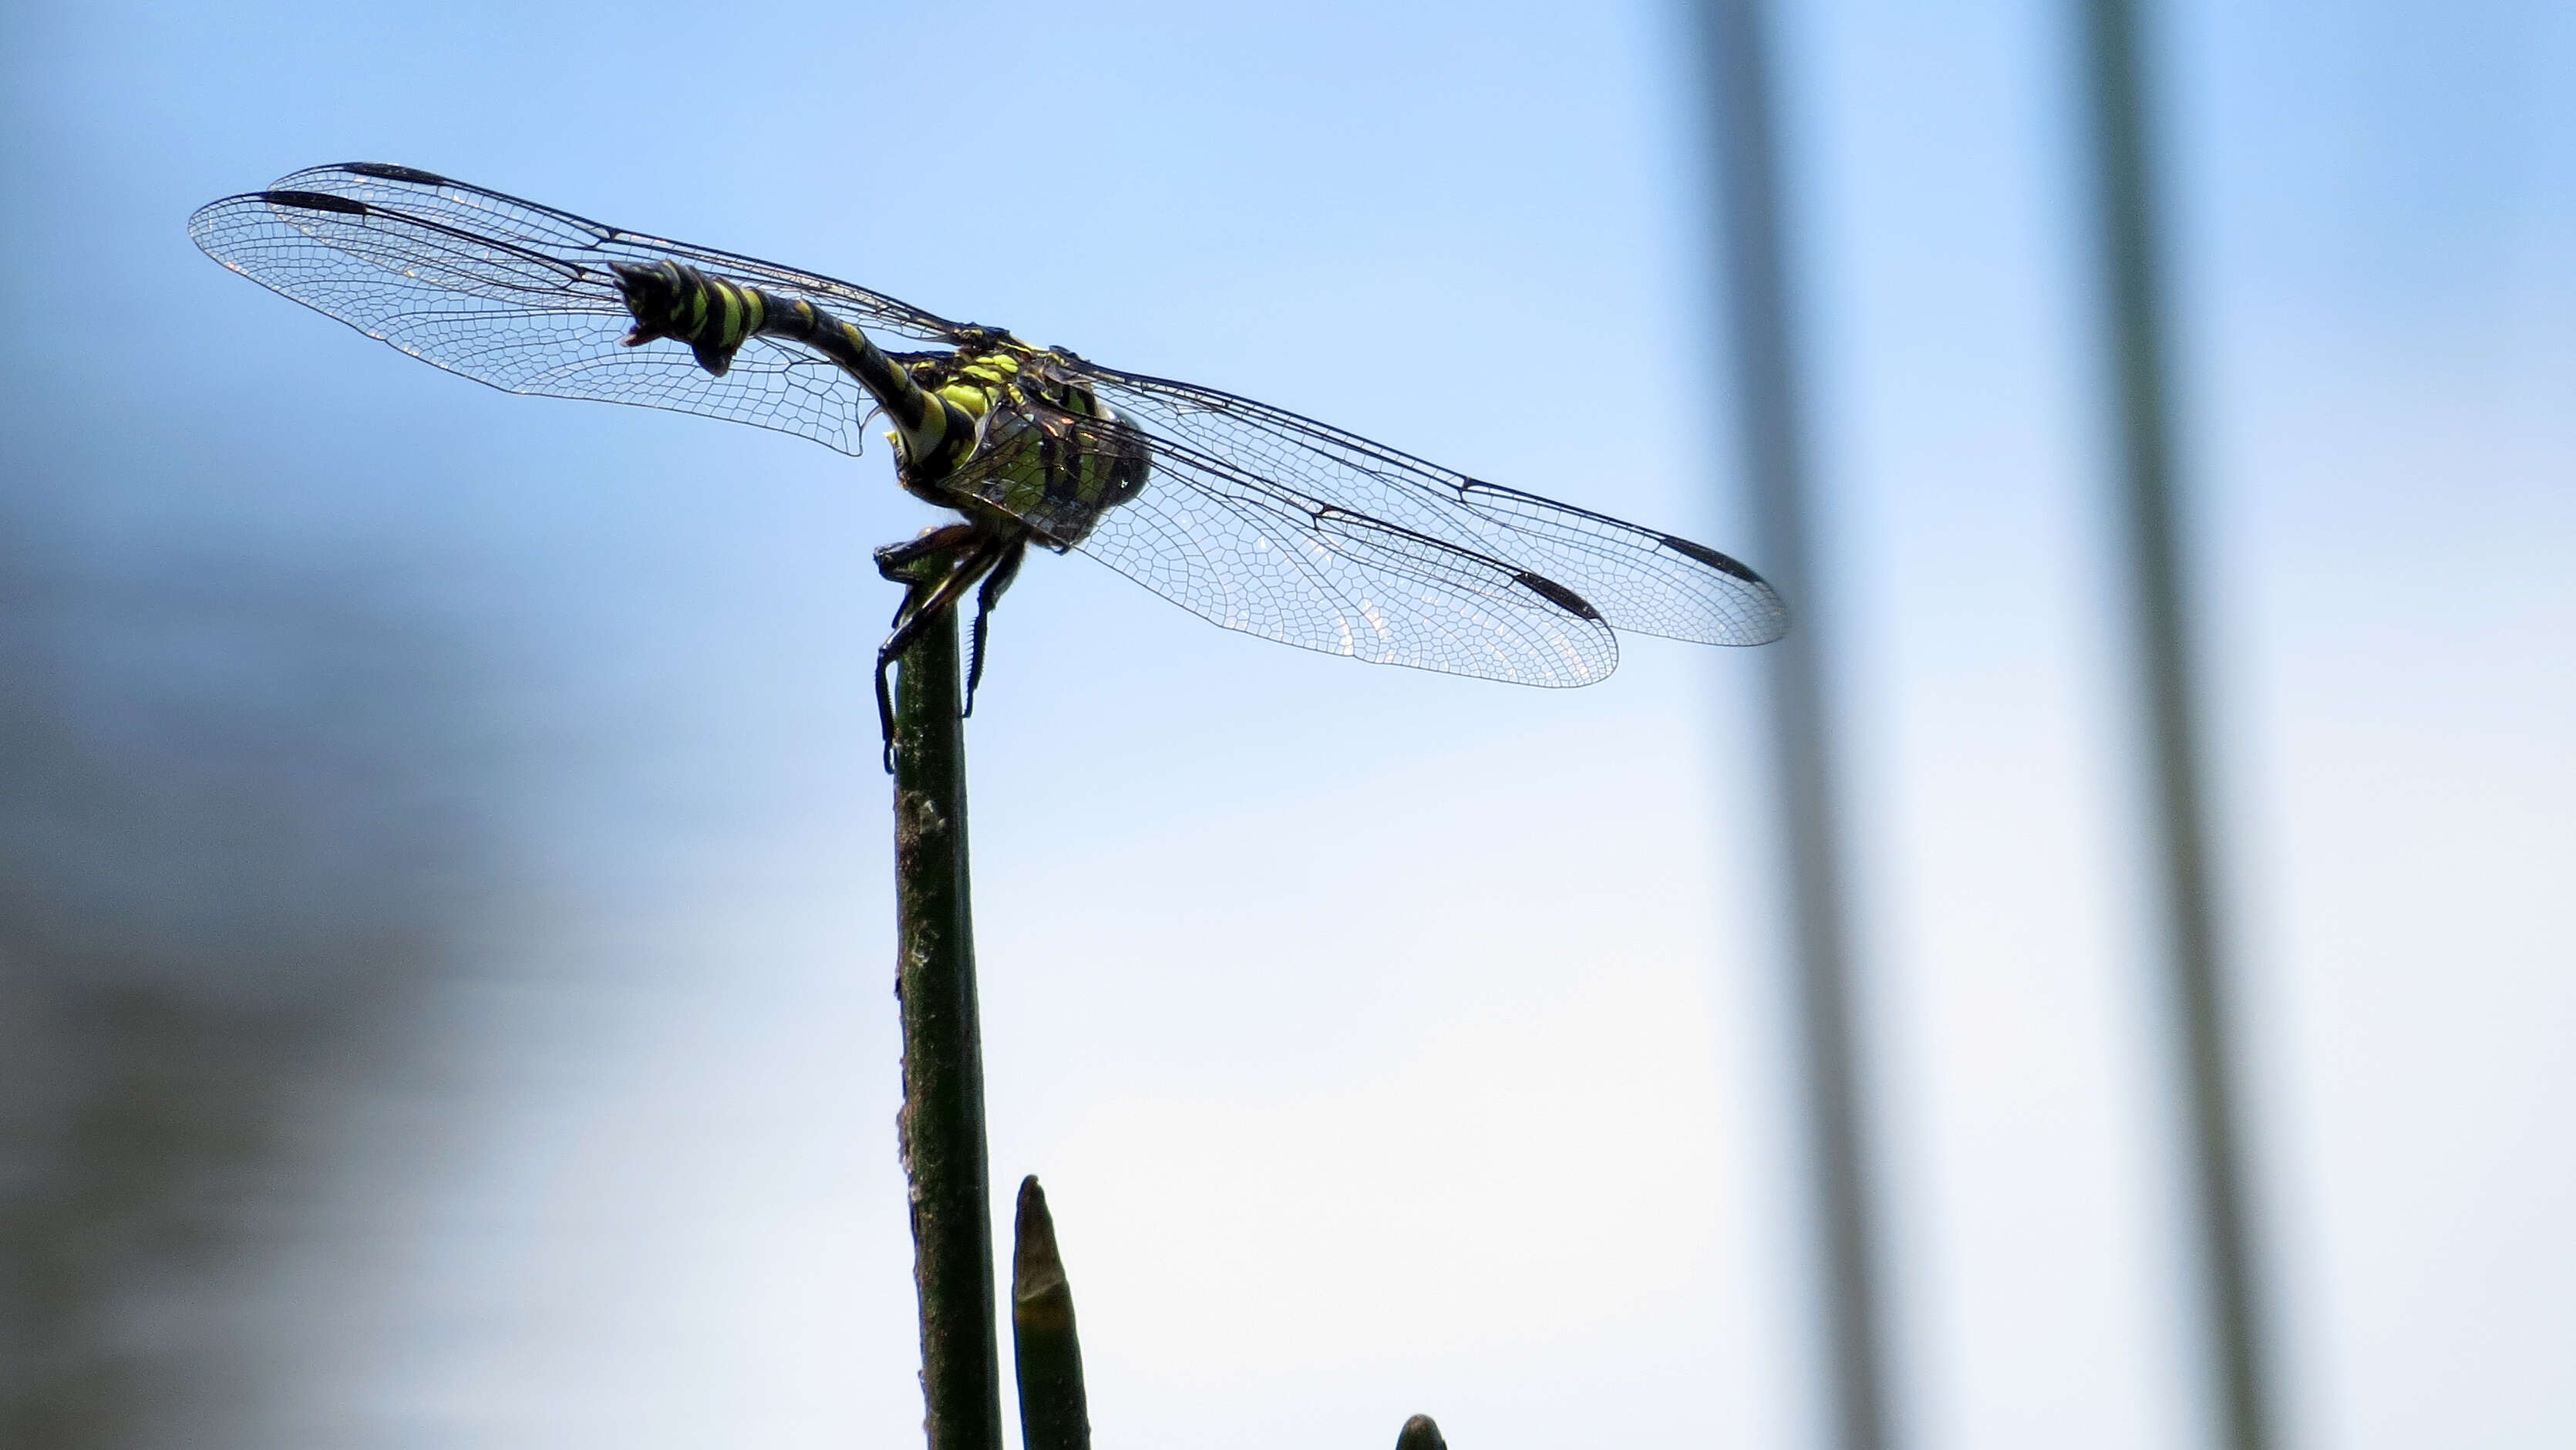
<box><xmin>2</xmin><ymin>1</ymin><xmax>2566</xmax><ymax>1448</ymax></box>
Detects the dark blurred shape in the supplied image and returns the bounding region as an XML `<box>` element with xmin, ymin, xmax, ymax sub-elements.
<box><xmin>1392</xmin><ymin>1412</ymin><xmax>1446</xmax><ymax>1449</ymax></box>
<box><xmin>2076</xmin><ymin>5</ymin><xmax>2276</xmax><ymax>1449</ymax></box>
<box><xmin>1697</xmin><ymin>4</ymin><xmax>1897</xmax><ymax>1450</ymax></box>
<box><xmin>0</xmin><ymin>506</ymin><xmax>493</xmax><ymax>1448</ymax></box>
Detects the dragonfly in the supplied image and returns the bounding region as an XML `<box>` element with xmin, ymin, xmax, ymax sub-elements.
<box><xmin>190</xmin><ymin>164</ymin><xmax>1787</xmax><ymax>761</ymax></box>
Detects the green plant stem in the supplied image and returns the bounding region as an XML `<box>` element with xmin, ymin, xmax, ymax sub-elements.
<box><xmin>886</xmin><ymin>555</ymin><xmax>1002</xmax><ymax>1450</ymax></box>
<box><xmin>1010</xmin><ymin>1175</ymin><xmax>1091</xmax><ymax>1450</ymax></box>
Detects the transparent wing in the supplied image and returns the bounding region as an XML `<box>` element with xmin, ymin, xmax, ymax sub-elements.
<box><xmin>1083</xmin><ymin>366</ymin><xmax>1790</xmax><ymax>646</ymax></box>
<box><xmin>188</xmin><ymin>162</ymin><xmax>968</xmax><ymax>456</ymax></box>
<box><xmin>945</xmin><ymin>409</ymin><xmax>1619</xmax><ymax>687</ymax></box>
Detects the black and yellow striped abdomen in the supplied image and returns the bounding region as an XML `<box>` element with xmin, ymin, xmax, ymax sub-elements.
<box><xmin>612</xmin><ymin>259</ymin><xmax>1148</xmax><ymax>545</ymax></box>
<box><xmin>613</xmin><ymin>258</ymin><xmax>972</xmax><ymax>484</ymax></box>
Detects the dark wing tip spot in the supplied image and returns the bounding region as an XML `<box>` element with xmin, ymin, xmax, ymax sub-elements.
<box><xmin>1659</xmin><ymin>532</ymin><xmax>1766</xmax><ymax>584</ymax></box>
<box><xmin>259</xmin><ymin>189</ymin><xmax>369</xmax><ymax>216</ymax></box>
<box><xmin>1514</xmin><ymin>570</ymin><xmax>1602</xmax><ymax>622</ymax></box>
<box><xmin>341</xmin><ymin>162</ymin><xmax>451</xmax><ymax>186</ymax></box>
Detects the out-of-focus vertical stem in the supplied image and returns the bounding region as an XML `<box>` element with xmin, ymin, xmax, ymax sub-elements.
<box><xmin>1009</xmin><ymin>1175</ymin><xmax>1090</xmax><ymax>1450</ymax></box>
<box><xmin>2076</xmin><ymin>5</ymin><xmax>2275</xmax><ymax>1450</ymax></box>
<box><xmin>887</xmin><ymin>556</ymin><xmax>1003</xmax><ymax>1450</ymax></box>
<box><xmin>1699</xmin><ymin>5</ymin><xmax>1896</xmax><ymax>1450</ymax></box>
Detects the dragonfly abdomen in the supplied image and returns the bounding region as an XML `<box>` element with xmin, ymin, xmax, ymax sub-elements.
<box><xmin>611</xmin><ymin>258</ymin><xmax>1149</xmax><ymax>540</ymax></box>
<box><xmin>610</xmin><ymin>259</ymin><xmax>978</xmax><ymax>487</ymax></box>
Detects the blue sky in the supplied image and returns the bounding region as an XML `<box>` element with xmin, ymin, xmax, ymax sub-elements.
<box><xmin>4</xmin><ymin>2</ymin><xmax>2568</xmax><ymax>1448</ymax></box>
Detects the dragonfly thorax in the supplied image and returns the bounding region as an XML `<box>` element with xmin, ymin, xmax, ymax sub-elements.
<box><xmin>896</xmin><ymin>343</ymin><xmax>1073</xmax><ymax>420</ymax></box>
<box><xmin>892</xmin><ymin>344</ymin><xmax>1150</xmax><ymax>551</ymax></box>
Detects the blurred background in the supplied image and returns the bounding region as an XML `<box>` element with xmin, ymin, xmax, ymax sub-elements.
<box><xmin>0</xmin><ymin>2</ymin><xmax>2566</xmax><ymax>1448</ymax></box>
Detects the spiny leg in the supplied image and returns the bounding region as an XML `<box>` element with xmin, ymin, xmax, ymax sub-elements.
<box><xmin>963</xmin><ymin>535</ymin><xmax>1028</xmax><ymax>719</ymax></box>
<box><xmin>874</xmin><ymin>533</ymin><xmax>1007</xmax><ymax>771</ymax></box>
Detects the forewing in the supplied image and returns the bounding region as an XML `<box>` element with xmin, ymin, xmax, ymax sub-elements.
<box><xmin>188</xmin><ymin>162</ymin><xmax>965</xmax><ymax>456</ymax></box>
<box><xmin>1084</xmin><ymin>368</ymin><xmax>1790</xmax><ymax>646</ymax></box>
<box><xmin>947</xmin><ymin>410</ymin><xmax>1618</xmax><ymax>687</ymax></box>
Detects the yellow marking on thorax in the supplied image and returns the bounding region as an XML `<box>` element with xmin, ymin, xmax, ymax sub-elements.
<box><xmin>927</xmin><ymin>349</ymin><xmax>1029</xmax><ymax>421</ymax></box>
<box><xmin>934</xmin><ymin>381</ymin><xmax>998</xmax><ymax>418</ymax></box>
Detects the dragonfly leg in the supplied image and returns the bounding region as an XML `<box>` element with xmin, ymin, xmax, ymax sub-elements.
<box><xmin>873</xmin><ymin>532</ymin><xmax>1007</xmax><ymax>771</ymax></box>
<box><xmin>877</xmin><ymin>523</ymin><xmax>982</xmax><ymax>631</ymax></box>
<box><xmin>962</xmin><ymin>536</ymin><xmax>1028</xmax><ymax>719</ymax></box>
<box><xmin>875</xmin><ymin>521</ymin><xmax>982</xmax><ymax>575</ymax></box>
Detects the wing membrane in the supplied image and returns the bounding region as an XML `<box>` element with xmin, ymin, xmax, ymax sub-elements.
<box><xmin>945</xmin><ymin>409</ymin><xmax>1618</xmax><ymax>686</ymax></box>
<box><xmin>188</xmin><ymin>163</ymin><xmax>966</xmax><ymax>456</ymax></box>
<box><xmin>1084</xmin><ymin>368</ymin><xmax>1789</xmax><ymax>647</ymax></box>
